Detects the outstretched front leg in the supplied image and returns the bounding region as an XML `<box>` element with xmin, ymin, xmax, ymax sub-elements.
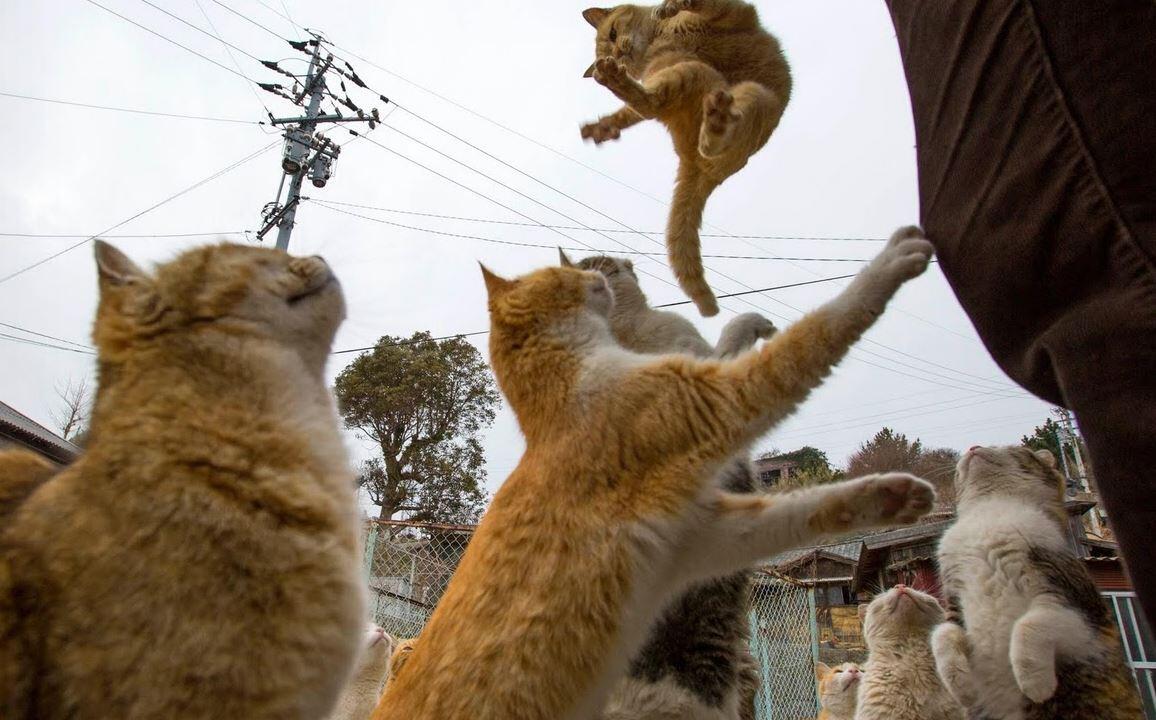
<box><xmin>682</xmin><ymin>472</ymin><xmax>935</xmax><ymax>580</ymax></box>
<box><xmin>580</xmin><ymin>105</ymin><xmax>644</xmax><ymax>145</ymax></box>
<box><xmin>606</xmin><ymin>226</ymin><xmax>934</xmax><ymax>476</ymax></box>
<box><xmin>593</xmin><ymin>57</ymin><xmax>725</xmax><ymax>120</ymax></box>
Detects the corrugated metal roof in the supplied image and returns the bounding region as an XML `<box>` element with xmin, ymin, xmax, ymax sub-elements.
<box><xmin>0</xmin><ymin>401</ymin><xmax>80</xmax><ymax>463</ymax></box>
<box><xmin>764</xmin><ymin>540</ymin><xmax>863</xmax><ymax>569</ymax></box>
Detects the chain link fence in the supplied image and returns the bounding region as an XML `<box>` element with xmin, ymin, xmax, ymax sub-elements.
<box><xmin>363</xmin><ymin>519</ymin><xmax>473</xmax><ymax>640</ymax></box>
<box><xmin>363</xmin><ymin>520</ymin><xmax>821</xmax><ymax>717</ymax></box>
<box><xmin>748</xmin><ymin>574</ymin><xmax>821</xmax><ymax>720</ymax></box>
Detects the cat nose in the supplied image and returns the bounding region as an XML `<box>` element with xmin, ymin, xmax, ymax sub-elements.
<box><xmin>895</xmin><ymin>583</ymin><xmax>906</xmax><ymax>592</ymax></box>
<box><xmin>968</xmin><ymin>445</ymin><xmax>981</xmax><ymax>452</ymax></box>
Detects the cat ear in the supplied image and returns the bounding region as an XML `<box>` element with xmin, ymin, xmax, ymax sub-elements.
<box><xmin>558</xmin><ymin>248</ymin><xmax>576</xmax><ymax>267</ymax></box>
<box><xmin>582</xmin><ymin>7</ymin><xmax>610</xmax><ymax>28</ymax></box>
<box><xmin>623</xmin><ymin>258</ymin><xmax>633</xmax><ymax>270</ymax></box>
<box><xmin>814</xmin><ymin>662</ymin><xmax>831</xmax><ymax>680</ymax></box>
<box><xmin>94</xmin><ymin>240</ymin><xmax>148</xmax><ymax>286</ymax></box>
<box><xmin>479</xmin><ymin>263</ymin><xmax>514</xmax><ymax>297</ymax></box>
<box><xmin>583</xmin><ymin>61</ymin><xmax>597</xmax><ymax>79</ymax></box>
<box><xmin>1034</xmin><ymin>449</ymin><xmax>1057</xmax><ymax>468</ymax></box>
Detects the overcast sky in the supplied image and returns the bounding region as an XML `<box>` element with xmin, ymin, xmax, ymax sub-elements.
<box><xmin>0</xmin><ymin>0</ymin><xmax>1053</xmax><ymax>506</ymax></box>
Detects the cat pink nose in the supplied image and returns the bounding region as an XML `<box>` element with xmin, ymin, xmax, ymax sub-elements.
<box><xmin>896</xmin><ymin>584</ymin><xmax>907</xmax><ymax>592</ymax></box>
<box><xmin>968</xmin><ymin>445</ymin><xmax>981</xmax><ymax>452</ymax></box>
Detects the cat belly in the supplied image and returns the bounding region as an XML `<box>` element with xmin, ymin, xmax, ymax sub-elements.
<box><xmin>601</xmin><ymin>675</ymin><xmax>739</xmax><ymax>720</ymax></box>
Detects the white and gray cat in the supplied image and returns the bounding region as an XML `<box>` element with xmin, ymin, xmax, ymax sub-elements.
<box><xmin>932</xmin><ymin>445</ymin><xmax>1143</xmax><ymax>720</ymax></box>
<box><xmin>855</xmin><ymin>585</ymin><xmax>964</xmax><ymax>720</ymax></box>
<box><xmin>561</xmin><ymin>249</ymin><xmax>772</xmax><ymax>720</ymax></box>
<box><xmin>328</xmin><ymin>624</ymin><xmax>396</xmax><ymax>720</ymax></box>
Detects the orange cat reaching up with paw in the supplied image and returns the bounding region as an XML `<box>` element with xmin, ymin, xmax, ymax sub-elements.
<box><xmin>372</xmin><ymin>227</ymin><xmax>936</xmax><ymax>720</ymax></box>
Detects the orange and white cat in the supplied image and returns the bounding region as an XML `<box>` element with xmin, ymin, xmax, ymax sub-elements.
<box><xmin>815</xmin><ymin>662</ymin><xmax>860</xmax><ymax>720</ymax></box>
<box><xmin>581</xmin><ymin>0</ymin><xmax>792</xmax><ymax>316</ymax></box>
<box><xmin>372</xmin><ymin>227</ymin><xmax>936</xmax><ymax>720</ymax></box>
<box><xmin>0</xmin><ymin>242</ymin><xmax>364</xmax><ymax>719</ymax></box>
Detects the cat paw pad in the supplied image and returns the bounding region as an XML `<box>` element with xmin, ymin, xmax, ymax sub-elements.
<box><xmin>580</xmin><ymin>118</ymin><xmax>621</xmax><ymax>144</ymax></box>
<box><xmin>593</xmin><ymin>57</ymin><xmax>630</xmax><ymax>90</ymax></box>
<box><xmin>824</xmin><ymin>473</ymin><xmax>935</xmax><ymax>531</ymax></box>
<box><xmin>657</xmin><ymin>0</ymin><xmax>696</xmax><ymax>19</ymax></box>
<box><xmin>877</xmin><ymin>226</ymin><xmax>934</xmax><ymax>283</ymax></box>
<box><xmin>1016</xmin><ymin>666</ymin><xmax>1058</xmax><ymax>704</ymax></box>
<box><xmin>699</xmin><ymin>89</ymin><xmax>740</xmax><ymax>157</ymax></box>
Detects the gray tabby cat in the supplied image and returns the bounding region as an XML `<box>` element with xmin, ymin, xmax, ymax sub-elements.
<box><xmin>855</xmin><ymin>586</ymin><xmax>964</xmax><ymax>720</ymax></box>
<box><xmin>932</xmin><ymin>445</ymin><xmax>1143</xmax><ymax>720</ymax></box>
<box><xmin>560</xmin><ymin>249</ymin><xmax>774</xmax><ymax>720</ymax></box>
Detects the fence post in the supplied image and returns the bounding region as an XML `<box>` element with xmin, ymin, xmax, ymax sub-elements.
<box><xmin>807</xmin><ymin>587</ymin><xmax>820</xmax><ymax>667</ymax></box>
<box><xmin>363</xmin><ymin>521</ymin><xmax>378</xmax><ymax>581</ymax></box>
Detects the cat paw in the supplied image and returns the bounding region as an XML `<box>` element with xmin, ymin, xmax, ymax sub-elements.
<box><xmin>846</xmin><ymin>225</ymin><xmax>934</xmax><ymax>313</ymax></box>
<box><xmin>580</xmin><ymin>118</ymin><xmax>621</xmax><ymax>144</ymax></box>
<box><xmin>286</xmin><ymin>255</ymin><xmax>333</xmax><ymax>297</ymax></box>
<box><xmin>1015</xmin><ymin>662</ymin><xmax>1058</xmax><ymax>704</ymax></box>
<box><xmin>932</xmin><ymin>623</ymin><xmax>979</xmax><ymax>706</ymax></box>
<box><xmin>657</xmin><ymin>0</ymin><xmax>696</xmax><ymax>19</ymax></box>
<box><xmin>699</xmin><ymin>89</ymin><xmax>740</xmax><ymax>158</ymax></box>
<box><xmin>593</xmin><ymin>57</ymin><xmax>630</xmax><ymax>91</ymax></box>
<box><xmin>593</xmin><ymin>58</ymin><xmax>650</xmax><ymax>111</ymax></box>
<box><xmin>813</xmin><ymin>473</ymin><xmax>935</xmax><ymax>534</ymax></box>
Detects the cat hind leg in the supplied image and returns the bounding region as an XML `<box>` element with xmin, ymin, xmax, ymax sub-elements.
<box><xmin>699</xmin><ymin>82</ymin><xmax>783</xmax><ymax>162</ymax></box>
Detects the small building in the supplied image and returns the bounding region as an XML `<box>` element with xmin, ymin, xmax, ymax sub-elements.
<box><xmin>0</xmin><ymin>401</ymin><xmax>80</xmax><ymax>466</ymax></box>
<box><xmin>753</xmin><ymin>454</ymin><xmax>803</xmax><ymax>488</ymax></box>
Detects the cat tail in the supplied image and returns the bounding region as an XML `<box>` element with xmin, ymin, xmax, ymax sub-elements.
<box><xmin>667</xmin><ymin>161</ymin><xmax>720</xmax><ymax>317</ymax></box>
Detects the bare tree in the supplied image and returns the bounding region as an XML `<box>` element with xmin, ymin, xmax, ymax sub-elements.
<box><xmin>50</xmin><ymin>378</ymin><xmax>92</xmax><ymax>443</ymax></box>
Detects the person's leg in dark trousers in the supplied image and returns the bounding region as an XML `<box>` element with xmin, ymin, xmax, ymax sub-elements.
<box><xmin>883</xmin><ymin>0</ymin><xmax>1156</xmax><ymax>621</ymax></box>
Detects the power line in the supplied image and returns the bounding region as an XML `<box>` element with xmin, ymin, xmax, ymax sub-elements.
<box><xmin>0</xmin><ymin>333</ymin><xmax>96</xmax><ymax>356</ymax></box>
<box><xmin>309</xmin><ymin>200</ymin><xmax>874</xmax><ymax>262</ymax></box>
<box><xmin>83</xmin><ymin>0</ymin><xmax>260</xmax><ymax>85</ymax></box>
<box><xmin>348</xmin><ymin>130</ymin><xmax>683</xmax><ymax>294</ymax></box>
<box><xmin>314</xmin><ymin>198</ymin><xmax>888</xmax><ymax>243</ymax></box>
<box><xmin>207</xmin><ymin>0</ymin><xmax>289</xmax><ymax>41</ymax></box>
<box><xmin>0</xmin><ymin>231</ymin><xmax>248</xmax><ymax>239</ymax></box>
<box><xmin>191</xmin><ymin>0</ymin><xmax>276</xmax><ymax>120</ymax></box>
<box><xmin>136</xmin><ymin>0</ymin><xmax>264</xmax><ymax>64</ymax></box>
<box><xmin>0</xmin><ymin>91</ymin><xmax>261</xmax><ymax>125</ymax></box>
<box><xmin>332</xmin><ymin>331</ymin><xmax>489</xmax><ymax>356</ymax></box>
<box><xmin>0</xmin><ymin>141</ymin><xmax>277</xmax><ymax>287</ymax></box>
<box><xmin>0</xmin><ymin>322</ymin><xmax>93</xmax><ymax>350</ymax></box>
<box><xmin>329</xmin><ymin>274</ymin><xmax>871</xmax><ymax>356</ymax></box>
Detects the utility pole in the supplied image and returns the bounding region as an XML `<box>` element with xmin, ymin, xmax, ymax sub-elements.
<box><xmin>1053</xmin><ymin>407</ymin><xmax>1104</xmax><ymax>537</ymax></box>
<box><xmin>257</xmin><ymin>33</ymin><xmax>383</xmax><ymax>250</ymax></box>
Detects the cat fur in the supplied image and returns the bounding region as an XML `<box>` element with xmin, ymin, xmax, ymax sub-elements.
<box><xmin>562</xmin><ymin>249</ymin><xmax>770</xmax><ymax>720</ymax></box>
<box><xmin>0</xmin><ymin>450</ymin><xmax>58</xmax><ymax>526</ymax></box>
<box><xmin>372</xmin><ymin>226</ymin><xmax>937</xmax><ymax>720</ymax></box>
<box><xmin>581</xmin><ymin>0</ymin><xmax>792</xmax><ymax>317</ymax></box>
<box><xmin>0</xmin><ymin>241</ymin><xmax>365</xmax><ymax>719</ymax></box>
<box><xmin>329</xmin><ymin>624</ymin><xmax>396</xmax><ymax>720</ymax></box>
<box><xmin>815</xmin><ymin>662</ymin><xmax>860</xmax><ymax>720</ymax></box>
<box><xmin>932</xmin><ymin>445</ymin><xmax>1143</xmax><ymax>720</ymax></box>
<box><xmin>855</xmin><ymin>586</ymin><xmax>964</xmax><ymax>720</ymax></box>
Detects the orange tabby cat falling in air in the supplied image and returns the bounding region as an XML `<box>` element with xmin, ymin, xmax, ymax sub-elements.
<box><xmin>0</xmin><ymin>242</ymin><xmax>365</xmax><ymax>720</ymax></box>
<box><xmin>580</xmin><ymin>0</ymin><xmax>792</xmax><ymax>317</ymax></box>
<box><xmin>372</xmin><ymin>227</ymin><xmax>937</xmax><ymax>720</ymax></box>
